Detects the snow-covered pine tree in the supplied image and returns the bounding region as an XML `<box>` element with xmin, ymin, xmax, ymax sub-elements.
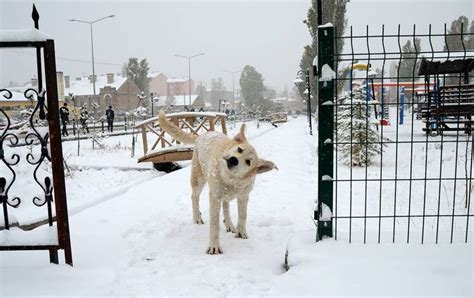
<box><xmin>336</xmin><ymin>86</ymin><xmax>385</xmax><ymax>167</ymax></box>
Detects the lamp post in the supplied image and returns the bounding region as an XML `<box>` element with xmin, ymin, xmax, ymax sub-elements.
<box><xmin>69</xmin><ymin>15</ymin><xmax>115</xmax><ymax>108</ymax></box>
<box><xmin>174</xmin><ymin>53</ymin><xmax>205</xmax><ymax>106</ymax></box>
<box><xmin>224</xmin><ymin>69</ymin><xmax>241</xmax><ymax>110</ymax></box>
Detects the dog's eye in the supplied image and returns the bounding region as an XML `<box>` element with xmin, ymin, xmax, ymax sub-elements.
<box><xmin>238</xmin><ymin>147</ymin><xmax>243</xmax><ymax>153</ymax></box>
<box><xmin>246</xmin><ymin>159</ymin><xmax>251</xmax><ymax>166</ymax></box>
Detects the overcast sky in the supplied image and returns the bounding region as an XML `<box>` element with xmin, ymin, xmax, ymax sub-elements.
<box><xmin>1</xmin><ymin>0</ymin><xmax>473</xmax><ymax>92</ymax></box>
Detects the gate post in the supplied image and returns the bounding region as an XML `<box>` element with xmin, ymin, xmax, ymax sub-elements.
<box><xmin>44</xmin><ymin>40</ymin><xmax>73</xmax><ymax>265</ymax></box>
<box><xmin>317</xmin><ymin>24</ymin><xmax>335</xmax><ymax>240</ymax></box>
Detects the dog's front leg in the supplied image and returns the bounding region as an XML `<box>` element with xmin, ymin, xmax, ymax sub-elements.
<box><xmin>236</xmin><ymin>195</ymin><xmax>249</xmax><ymax>239</ymax></box>
<box><xmin>207</xmin><ymin>193</ymin><xmax>223</xmax><ymax>254</ymax></box>
<box><xmin>222</xmin><ymin>201</ymin><xmax>236</xmax><ymax>233</ymax></box>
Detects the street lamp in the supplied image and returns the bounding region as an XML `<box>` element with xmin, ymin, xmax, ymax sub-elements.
<box><xmin>174</xmin><ymin>53</ymin><xmax>205</xmax><ymax>106</ymax></box>
<box><xmin>69</xmin><ymin>14</ymin><xmax>115</xmax><ymax>109</ymax></box>
<box><xmin>224</xmin><ymin>69</ymin><xmax>241</xmax><ymax>110</ymax></box>
<box><xmin>294</xmin><ymin>70</ymin><xmax>313</xmax><ymax>135</ymax></box>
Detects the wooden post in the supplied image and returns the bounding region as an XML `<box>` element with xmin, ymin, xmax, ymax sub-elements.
<box><xmin>141</xmin><ymin>125</ymin><xmax>148</xmax><ymax>154</ymax></box>
<box><xmin>209</xmin><ymin>116</ymin><xmax>215</xmax><ymax>131</ymax></box>
<box><xmin>220</xmin><ymin>116</ymin><xmax>227</xmax><ymax>135</ymax></box>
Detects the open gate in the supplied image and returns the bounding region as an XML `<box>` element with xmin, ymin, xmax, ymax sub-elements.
<box><xmin>0</xmin><ymin>5</ymin><xmax>72</xmax><ymax>265</ymax></box>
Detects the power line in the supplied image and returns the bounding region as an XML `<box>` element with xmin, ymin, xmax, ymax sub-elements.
<box><xmin>1</xmin><ymin>49</ymin><xmax>122</xmax><ymax>66</ymax></box>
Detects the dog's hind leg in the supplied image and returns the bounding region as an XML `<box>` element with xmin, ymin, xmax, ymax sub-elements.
<box><xmin>222</xmin><ymin>201</ymin><xmax>236</xmax><ymax>233</ymax></box>
<box><xmin>191</xmin><ymin>159</ymin><xmax>205</xmax><ymax>224</ymax></box>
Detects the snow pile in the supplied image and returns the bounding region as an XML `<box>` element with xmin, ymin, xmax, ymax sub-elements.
<box><xmin>319</xmin><ymin>64</ymin><xmax>336</xmax><ymax>82</ymax></box>
<box><xmin>275</xmin><ymin>232</ymin><xmax>472</xmax><ymax>296</ymax></box>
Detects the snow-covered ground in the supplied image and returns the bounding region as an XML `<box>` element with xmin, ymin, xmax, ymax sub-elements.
<box><xmin>1</xmin><ymin>116</ymin><xmax>472</xmax><ymax>296</ymax></box>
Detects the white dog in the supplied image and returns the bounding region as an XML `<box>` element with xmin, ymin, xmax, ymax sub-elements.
<box><xmin>159</xmin><ymin>111</ymin><xmax>277</xmax><ymax>254</ymax></box>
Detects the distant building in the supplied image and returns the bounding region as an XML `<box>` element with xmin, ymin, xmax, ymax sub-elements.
<box><xmin>63</xmin><ymin>73</ymin><xmax>142</xmax><ymax>113</ymax></box>
<box><xmin>148</xmin><ymin>71</ymin><xmax>168</xmax><ymax>97</ymax></box>
<box><xmin>154</xmin><ymin>94</ymin><xmax>204</xmax><ymax>111</ymax></box>
<box><xmin>0</xmin><ymin>90</ymin><xmax>35</xmax><ymax>118</ymax></box>
<box><xmin>167</xmin><ymin>77</ymin><xmax>195</xmax><ymax>97</ymax></box>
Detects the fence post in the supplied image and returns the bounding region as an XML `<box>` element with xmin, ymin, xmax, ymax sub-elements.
<box><xmin>317</xmin><ymin>24</ymin><xmax>335</xmax><ymax>240</ymax></box>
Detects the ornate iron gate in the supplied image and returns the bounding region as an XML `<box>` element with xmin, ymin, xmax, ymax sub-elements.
<box><xmin>317</xmin><ymin>23</ymin><xmax>473</xmax><ymax>244</ymax></box>
<box><xmin>0</xmin><ymin>5</ymin><xmax>72</xmax><ymax>265</ymax></box>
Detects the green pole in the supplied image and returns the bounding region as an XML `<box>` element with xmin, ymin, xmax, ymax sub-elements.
<box><xmin>317</xmin><ymin>24</ymin><xmax>335</xmax><ymax>240</ymax></box>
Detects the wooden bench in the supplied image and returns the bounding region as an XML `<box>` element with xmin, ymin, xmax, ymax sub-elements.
<box><xmin>418</xmin><ymin>58</ymin><xmax>474</xmax><ymax>135</ymax></box>
<box><xmin>134</xmin><ymin>112</ymin><xmax>228</xmax><ymax>166</ymax></box>
<box><xmin>420</xmin><ymin>84</ymin><xmax>474</xmax><ymax>135</ymax></box>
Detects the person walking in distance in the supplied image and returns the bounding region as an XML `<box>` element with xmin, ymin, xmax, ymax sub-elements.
<box><xmin>59</xmin><ymin>102</ymin><xmax>69</xmax><ymax>137</ymax></box>
<box><xmin>105</xmin><ymin>105</ymin><xmax>115</xmax><ymax>132</ymax></box>
<box><xmin>79</xmin><ymin>105</ymin><xmax>90</xmax><ymax>134</ymax></box>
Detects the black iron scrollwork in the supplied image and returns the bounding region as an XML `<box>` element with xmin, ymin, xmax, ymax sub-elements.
<box><xmin>0</xmin><ymin>89</ymin><xmax>22</xmax><ymax>229</ymax></box>
<box><xmin>0</xmin><ymin>88</ymin><xmax>54</xmax><ymax>230</ymax></box>
<box><xmin>24</xmin><ymin>88</ymin><xmax>54</xmax><ymax>225</ymax></box>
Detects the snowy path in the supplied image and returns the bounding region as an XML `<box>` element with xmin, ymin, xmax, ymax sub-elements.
<box><xmin>1</xmin><ymin>117</ymin><xmax>317</xmax><ymax>295</ymax></box>
<box><xmin>1</xmin><ymin>117</ymin><xmax>472</xmax><ymax>296</ymax></box>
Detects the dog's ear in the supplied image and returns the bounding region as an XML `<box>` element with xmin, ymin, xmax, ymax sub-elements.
<box><xmin>256</xmin><ymin>159</ymin><xmax>278</xmax><ymax>174</ymax></box>
<box><xmin>233</xmin><ymin>123</ymin><xmax>247</xmax><ymax>143</ymax></box>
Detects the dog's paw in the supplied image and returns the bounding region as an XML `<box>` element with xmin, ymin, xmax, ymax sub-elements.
<box><xmin>193</xmin><ymin>215</ymin><xmax>204</xmax><ymax>224</ymax></box>
<box><xmin>236</xmin><ymin>225</ymin><xmax>248</xmax><ymax>239</ymax></box>
<box><xmin>223</xmin><ymin>220</ymin><xmax>236</xmax><ymax>233</ymax></box>
<box><xmin>236</xmin><ymin>231</ymin><xmax>248</xmax><ymax>239</ymax></box>
<box><xmin>207</xmin><ymin>246</ymin><xmax>223</xmax><ymax>255</ymax></box>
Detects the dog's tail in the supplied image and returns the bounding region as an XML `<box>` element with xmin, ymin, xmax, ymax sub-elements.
<box><xmin>158</xmin><ymin>110</ymin><xmax>197</xmax><ymax>144</ymax></box>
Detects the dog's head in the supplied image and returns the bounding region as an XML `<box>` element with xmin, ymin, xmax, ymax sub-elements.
<box><xmin>222</xmin><ymin>124</ymin><xmax>278</xmax><ymax>178</ymax></box>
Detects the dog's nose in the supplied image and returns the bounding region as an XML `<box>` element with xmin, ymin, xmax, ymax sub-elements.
<box><xmin>226</xmin><ymin>156</ymin><xmax>239</xmax><ymax>169</ymax></box>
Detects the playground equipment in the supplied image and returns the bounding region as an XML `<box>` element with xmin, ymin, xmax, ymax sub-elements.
<box><xmin>134</xmin><ymin>112</ymin><xmax>228</xmax><ymax>168</ymax></box>
<box><xmin>369</xmin><ymin>81</ymin><xmax>435</xmax><ymax>125</ymax></box>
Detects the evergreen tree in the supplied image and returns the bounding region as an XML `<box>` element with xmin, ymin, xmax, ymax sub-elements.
<box><xmin>398</xmin><ymin>39</ymin><xmax>422</xmax><ymax>102</ymax></box>
<box><xmin>444</xmin><ymin>16</ymin><xmax>470</xmax><ymax>51</ymax></box>
<box><xmin>299</xmin><ymin>0</ymin><xmax>348</xmax><ymax>109</ymax></box>
<box><xmin>467</xmin><ymin>21</ymin><xmax>474</xmax><ymax>50</ymax></box>
<box><xmin>336</xmin><ymin>87</ymin><xmax>385</xmax><ymax>167</ymax></box>
<box><xmin>239</xmin><ymin>65</ymin><xmax>265</xmax><ymax>108</ymax></box>
<box><xmin>443</xmin><ymin>16</ymin><xmax>472</xmax><ymax>84</ymax></box>
<box><xmin>125</xmin><ymin>58</ymin><xmax>150</xmax><ymax>93</ymax></box>
<box><xmin>398</xmin><ymin>39</ymin><xmax>422</xmax><ymax>79</ymax></box>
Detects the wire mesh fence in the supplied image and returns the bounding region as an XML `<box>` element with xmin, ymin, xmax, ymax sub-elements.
<box><xmin>323</xmin><ymin>24</ymin><xmax>474</xmax><ymax>244</ymax></box>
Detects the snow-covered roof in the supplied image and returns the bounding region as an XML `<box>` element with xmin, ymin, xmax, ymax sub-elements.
<box><xmin>147</xmin><ymin>71</ymin><xmax>165</xmax><ymax>79</ymax></box>
<box><xmin>65</xmin><ymin>74</ymin><xmax>128</xmax><ymax>96</ymax></box>
<box><xmin>9</xmin><ymin>73</ymin><xmax>129</xmax><ymax>97</ymax></box>
<box><xmin>271</xmin><ymin>97</ymin><xmax>290</xmax><ymax>102</ymax></box>
<box><xmin>167</xmin><ymin>78</ymin><xmax>189</xmax><ymax>83</ymax></box>
<box><xmin>0</xmin><ymin>28</ymin><xmax>50</xmax><ymax>42</ymax></box>
<box><xmin>154</xmin><ymin>95</ymin><xmax>200</xmax><ymax>106</ymax></box>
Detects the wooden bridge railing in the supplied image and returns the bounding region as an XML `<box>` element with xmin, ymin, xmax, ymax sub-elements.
<box><xmin>134</xmin><ymin>112</ymin><xmax>227</xmax><ymax>164</ymax></box>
